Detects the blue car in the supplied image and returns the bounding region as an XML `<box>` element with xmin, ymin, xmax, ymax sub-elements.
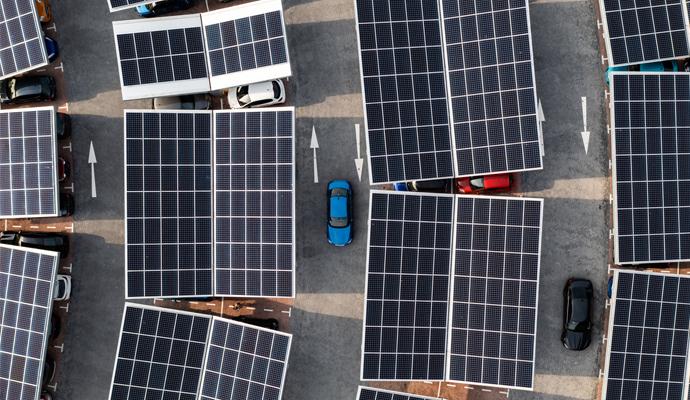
<box><xmin>327</xmin><ymin>180</ymin><xmax>353</xmax><ymax>246</ymax></box>
<box><xmin>136</xmin><ymin>0</ymin><xmax>194</xmax><ymax>17</ymax></box>
<box><xmin>44</xmin><ymin>36</ymin><xmax>58</xmax><ymax>63</ymax></box>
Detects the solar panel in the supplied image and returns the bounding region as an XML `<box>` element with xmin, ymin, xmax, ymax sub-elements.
<box><xmin>108</xmin><ymin>0</ymin><xmax>155</xmax><ymax>12</ymax></box>
<box><xmin>0</xmin><ymin>107</ymin><xmax>58</xmax><ymax>219</ymax></box>
<box><xmin>213</xmin><ymin>108</ymin><xmax>295</xmax><ymax>298</ymax></box>
<box><xmin>610</xmin><ymin>72</ymin><xmax>690</xmax><ymax>264</ymax></box>
<box><xmin>0</xmin><ymin>244</ymin><xmax>59</xmax><ymax>400</ymax></box>
<box><xmin>603</xmin><ymin>270</ymin><xmax>690</xmax><ymax>400</ymax></box>
<box><xmin>355</xmin><ymin>0</ymin><xmax>455</xmax><ymax>184</ymax></box>
<box><xmin>0</xmin><ymin>0</ymin><xmax>48</xmax><ymax>80</ymax></box>
<box><xmin>599</xmin><ymin>0</ymin><xmax>689</xmax><ymax>66</ymax></box>
<box><xmin>362</xmin><ymin>191</ymin><xmax>453</xmax><ymax>381</ymax></box>
<box><xmin>199</xmin><ymin>317</ymin><xmax>292</xmax><ymax>400</ymax></box>
<box><xmin>125</xmin><ymin>110</ymin><xmax>213</xmax><ymax>298</ymax></box>
<box><xmin>113</xmin><ymin>15</ymin><xmax>211</xmax><ymax>100</ymax></box>
<box><xmin>440</xmin><ymin>0</ymin><xmax>542</xmax><ymax>177</ymax></box>
<box><xmin>447</xmin><ymin>195</ymin><xmax>542</xmax><ymax>389</ymax></box>
<box><xmin>357</xmin><ymin>386</ymin><xmax>442</xmax><ymax>400</ymax></box>
<box><xmin>109</xmin><ymin>304</ymin><xmax>212</xmax><ymax>400</ymax></box>
<box><xmin>202</xmin><ymin>0</ymin><xmax>292</xmax><ymax>91</ymax></box>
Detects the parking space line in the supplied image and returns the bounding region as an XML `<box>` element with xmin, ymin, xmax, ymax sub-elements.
<box><xmin>63</xmin><ymin>183</ymin><xmax>74</xmax><ymax>193</ymax></box>
<box><xmin>53</xmin><ymin>343</ymin><xmax>64</xmax><ymax>353</ymax></box>
<box><xmin>47</xmin><ymin>226</ymin><xmax>56</xmax><ymax>229</ymax></box>
<box><xmin>64</xmin><ymin>224</ymin><xmax>73</xmax><ymax>233</ymax></box>
<box><xmin>246</xmin><ymin>306</ymin><xmax>255</xmax><ymax>311</ymax></box>
<box><xmin>29</xmin><ymin>225</ymin><xmax>39</xmax><ymax>229</ymax></box>
<box><xmin>46</xmin><ymin>22</ymin><xmax>56</xmax><ymax>32</ymax></box>
<box><xmin>62</xmin><ymin>142</ymin><xmax>72</xmax><ymax>152</ymax></box>
<box><xmin>54</xmin><ymin>63</ymin><xmax>64</xmax><ymax>72</ymax></box>
<box><xmin>47</xmin><ymin>383</ymin><xmax>57</xmax><ymax>392</ymax></box>
<box><xmin>59</xmin><ymin>304</ymin><xmax>69</xmax><ymax>312</ymax></box>
<box><xmin>58</xmin><ymin>103</ymin><xmax>69</xmax><ymax>113</ymax></box>
<box><xmin>263</xmin><ymin>308</ymin><xmax>273</xmax><ymax>312</ymax></box>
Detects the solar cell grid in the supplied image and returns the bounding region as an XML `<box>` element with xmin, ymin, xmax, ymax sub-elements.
<box><xmin>125</xmin><ymin>110</ymin><xmax>213</xmax><ymax>298</ymax></box>
<box><xmin>611</xmin><ymin>72</ymin><xmax>690</xmax><ymax>264</ymax></box>
<box><xmin>440</xmin><ymin>0</ymin><xmax>542</xmax><ymax>177</ymax></box>
<box><xmin>355</xmin><ymin>0</ymin><xmax>455</xmax><ymax>184</ymax></box>
<box><xmin>600</xmin><ymin>0</ymin><xmax>689</xmax><ymax>66</ymax></box>
<box><xmin>603</xmin><ymin>270</ymin><xmax>690</xmax><ymax>400</ymax></box>
<box><xmin>0</xmin><ymin>107</ymin><xmax>58</xmax><ymax>219</ymax></box>
<box><xmin>0</xmin><ymin>0</ymin><xmax>47</xmax><ymax>80</ymax></box>
<box><xmin>357</xmin><ymin>386</ymin><xmax>442</xmax><ymax>400</ymax></box>
<box><xmin>109</xmin><ymin>304</ymin><xmax>212</xmax><ymax>400</ymax></box>
<box><xmin>202</xmin><ymin>0</ymin><xmax>292</xmax><ymax>90</ymax></box>
<box><xmin>199</xmin><ymin>317</ymin><xmax>291</xmax><ymax>400</ymax></box>
<box><xmin>0</xmin><ymin>244</ymin><xmax>59</xmax><ymax>400</ymax></box>
<box><xmin>214</xmin><ymin>109</ymin><xmax>295</xmax><ymax>298</ymax></box>
<box><xmin>362</xmin><ymin>191</ymin><xmax>453</xmax><ymax>381</ymax></box>
<box><xmin>112</xmin><ymin>16</ymin><xmax>212</xmax><ymax>100</ymax></box>
<box><xmin>447</xmin><ymin>195</ymin><xmax>542</xmax><ymax>389</ymax></box>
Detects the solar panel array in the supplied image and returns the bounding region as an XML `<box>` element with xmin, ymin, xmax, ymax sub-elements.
<box><xmin>110</xmin><ymin>304</ymin><xmax>212</xmax><ymax>400</ymax></box>
<box><xmin>600</xmin><ymin>0</ymin><xmax>689</xmax><ymax>66</ymax></box>
<box><xmin>0</xmin><ymin>245</ymin><xmax>59</xmax><ymax>400</ymax></box>
<box><xmin>611</xmin><ymin>72</ymin><xmax>690</xmax><ymax>264</ymax></box>
<box><xmin>441</xmin><ymin>0</ymin><xmax>541</xmax><ymax>176</ymax></box>
<box><xmin>362</xmin><ymin>191</ymin><xmax>453</xmax><ymax>380</ymax></box>
<box><xmin>603</xmin><ymin>270</ymin><xmax>690</xmax><ymax>400</ymax></box>
<box><xmin>201</xmin><ymin>0</ymin><xmax>292</xmax><ymax>90</ymax></box>
<box><xmin>0</xmin><ymin>0</ymin><xmax>48</xmax><ymax>79</ymax></box>
<box><xmin>199</xmin><ymin>317</ymin><xmax>291</xmax><ymax>400</ymax></box>
<box><xmin>116</xmin><ymin>27</ymin><xmax>208</xmax><ymax>86</ymax></box>
<box><xmin>204</xmin><ymin>11</ymin><xmax>287</xmax><ymax>76</ymax></box>
<box><xmin>355</xmin><ymin>0</ymin><xmax>455</xmax><ymax>184</ymax></box>
<box><xmin>447</xmin><ymin>196</ymin><xmax>542</xmax><ymax>389</ymax></box>
<box><xmin>0</xmin><ymin>107</ymin><xmax>58</xmax><ymax>219</ymax></box>
<box><xmin>108</xmin><ymin>0</ymin><xmax>155</xmax><ymax>12</ymax></box>
<box><xmin>125</xmin><ymin>111</ymin><xmax>213</xmax><ymax>298</ymax></box>
<box><xmin>357</xmin><ymin>386</ymin><xmax>442</xmax><ymax>400</ymax></box>
<box><xmin>113</xmin><ymin>16</ymin><xmax>212</xmax><ymax>100</ymax></box>
<box><xmin>214</xmin><ymin>109</ymin><xmax>294</xmax><ymax>298</ymax></box>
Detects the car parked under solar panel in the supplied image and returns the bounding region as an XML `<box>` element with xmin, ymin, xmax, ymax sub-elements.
<box><xmin>605</xmin><ymin>60</ymin><xmax>679</xmax><ymax>85</ymax></box>
<box><xmin>327</xmin><ymin>180</ymin><xmax>352</xmax><ymax>246</ymax></box>
<box><xmin>406</xmin><ymin>179</ymin><xmax>453</xmax><ymax>193</ymax></box>
<box><xmin>227</xmin><ymin>79</ymin><xmax>286</xmax><ymax>109</ymax></box>
<box><xmin>153</xmin><ymin>94</ymin><xmax>211</xmax><ymax>110</ymax></box>
<box><xmin>135</xmin><ymin>0</ymin><xmax>194</xmax><ymax>17</ymax></box>
<box><xmin>0</xmin><ymin>232</ymin><xmax>69</xmax><ymax>258</ymax></box>
<box><xmin>56</xmin><ymin>112</ymin><xmax>71</xmax><ymax>140</ymax></box>
<box><xmin>45</xmin><ymin>36</ymin><xmax>58</xmax><ymax>63</ymax></box>
<box><xmin>36</xmin><ymin>0</ymin><xmax>53</xmax><ymax>23</ymax></box>
<box><xmin>455</xmin><ymin>174</ymin><xmax>512</xmax><ymax>194</ymax></box>
<box><xmin>0</xmin><ymin>75</ymin><xmax>56</xmax><ymax>104</ymax></box>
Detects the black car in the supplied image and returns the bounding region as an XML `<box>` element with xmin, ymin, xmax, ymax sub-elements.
<box><xmin>0</xmin><ymin>231</ymin><xmax>69</xmax><ymax>258</ymax></box>
<box><xmin>56</xmin><ymin>112</ymin><xmax>71</xmax><ymax>140</ymax></box>
<box><xmin>407</xmin><ymin>178</ymin><xmax>453</xmax><ymax>193</ymax></box>
<box><xmin>562</xmin><ymin>278</ymin><xmax>593</xmax><ymax>351</ymax></box>
<box><xmin>232</xmin><ymin>316</ymin><xmax>279</xmax><ymax>331</ymax></box>
<box><xmin>136</xmin><ymin>0</ymin><xmax>194</xmax><ymax>17</ymax></box>
<box><xmin>0</xmin><ymin>75</ymin><xmax>56</xmax><ymax>104</ymax></box>
<box><xmin>59</xmin><ymin>193</ymin><xmax>74</xmax><ymax>217</ymax></box>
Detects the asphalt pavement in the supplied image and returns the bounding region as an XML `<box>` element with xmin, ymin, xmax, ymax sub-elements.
<box><xmin>52</xmin><ymin>0</ymin><xmax>609</xmax><ymax>400</ymax></box>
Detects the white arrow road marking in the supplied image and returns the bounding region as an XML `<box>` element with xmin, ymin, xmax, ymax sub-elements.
<box><xmin>310</xmin><ymin>126</ymin><xmax>319</xmax><ymax>183</ymax></box>
<box><xmin>88</xmin><ymin>141</ymin><xmax>97</xmax><ymax>198</ymax></box>
<box><xmin>537</xmin><ymin>99</ymin><xmax>546</xmax><ymax>157</ymax></box>
<box><xmin>581</xmin><ymin>97</ymin><xmax>591</xmax><ymax>155</ymax></box>
<box><xmin>354</xmin><ymin>124</ymin><xmax>364</xmax><ymax>181</ymax></box>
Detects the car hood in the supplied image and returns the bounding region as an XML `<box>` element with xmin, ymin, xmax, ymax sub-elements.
<box><xmin>328</xmin><ymin>225</ymin><xmax>351</xmax><ymax>246</ymax></box>
<box><xmin>562</xmin><ymin>330</ymin><xmax>590</xmax><ymax>350</ymax></box>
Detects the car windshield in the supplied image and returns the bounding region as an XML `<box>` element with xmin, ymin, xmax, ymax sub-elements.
<box><xmin>8</xmin><ymin>80</ymin><xmax>15</xmax><ymax>97</ymax></box>
<box><xmin>237</xmin><ymin>86</ymin><xmax>250</xmax><ymax>105</ymax></box>
<box><xmin>469</xmin><ymin>177</ymin><xmax>484</xmax><ymax>189</ymax></box>
<box><xmin>272</xmin><ymin>81</ymin><xmax>281</xmax><ymax>98</ymax></box>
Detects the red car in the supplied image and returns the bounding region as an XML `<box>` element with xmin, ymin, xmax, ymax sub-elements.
<box><xmin>456</xmin><ymin>174</ymin><xmax>512</xmax><ymax>194</ymax></box>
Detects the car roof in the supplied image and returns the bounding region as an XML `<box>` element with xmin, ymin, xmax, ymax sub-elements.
<box><xmin>330</xmin><ymin>195</ymin><xmax>348</xmax><ymax>218</ymax></box>
<box><xmin>247</xmin><ymin>81</ymin><xmax>275</xmax><ymax>101</ymax></box>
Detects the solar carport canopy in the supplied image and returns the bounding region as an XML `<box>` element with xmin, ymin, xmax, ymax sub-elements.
<box><xmin>0</xmin><ymin>107</ymin><xmax>58</xmax><ymax>219</ymax></box>
<box><xmin>108</xmin><ymin>0</ymin><xmax>155</xmax><ymax>12</ymax></box>
<box><xmin>113</xmin><ymin>15</ymin><xmax>211</xmax><ymax>100</ymax></box>
<box><xmin>109</xmin><ymin>303</ymin><xmax>293</xmax><ymax>400</ymax></box>
<box><xmin>0</xmin><ymin>0</ymin><xmax>48</xmax><ymax>80</ymax></box>
<box><xmin>0</xmin><ymin>244</ymin><xmax>59</xmax><ymax>400</ymax></box>
<box><xmin>361</xmin><ymin>191</ymin><xmax>543</xmax><ymax>389</ymax></box>
<box><xmin>610</xmin><ymin>72</ymin><xmax>690</xmax><ymax>264</ymax></box>
<box><xmin>603</xmin><ymin>270</ymin><xmax>690</xmax><ymax>400</ymax></box>
<box><xmin>357</xmin><ymin>386</ymin><xmax>442</xmax><ymax>400</ymax></box>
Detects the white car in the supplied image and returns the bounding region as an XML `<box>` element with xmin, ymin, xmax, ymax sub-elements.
<box><xmin>227</xmin><ymin>79</ymin><xmax>285</xmax><ymax>109</ymax></box>
<box><xmin>53</xmin><ymin>274</ymin><xmax>71</xmax><ymax>301</ymax></box>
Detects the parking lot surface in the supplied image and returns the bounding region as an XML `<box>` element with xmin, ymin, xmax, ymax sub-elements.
<box><xmin>49</xmin><ymin>1</ymin><xmax>610</xmax><ymax>399</ymax></box>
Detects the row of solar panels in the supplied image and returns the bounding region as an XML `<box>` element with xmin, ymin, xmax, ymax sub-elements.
<box><xmin>109</xmin><ymin>303</ymin><xmax>292</xmax><ymax>400</ymax></box>
<box><xmin>0</xmin><ymin>244</ymin><xmax>60</xmax><ymax>400</ymax></box>
<box><xmin>0</xmin><ymin>0</ymin><xmax>50</xmax><ymax>80</ymax></box>
<box><xmin>603</xmin><ymin>270</ymin><xmax>690</xmax><ymax>400</ymax></box>
<box><xmin>361</xmin><ymin>190</ymin><xmax>543</xmax><ymax>390</ymax></box>
<box><xmin>125</xmin><ymin>108</ymin><xmax>295</xmax><ymax>299</ymax></box>
<box><xmin>112</xmin><ymin>0</ymin><xmax>291</xmax><ymax>100</ymax></box>
<box><xmin>355</xmin><ymin>0</ymin><xmax>543</xmax><ymax>184</ymax></box>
